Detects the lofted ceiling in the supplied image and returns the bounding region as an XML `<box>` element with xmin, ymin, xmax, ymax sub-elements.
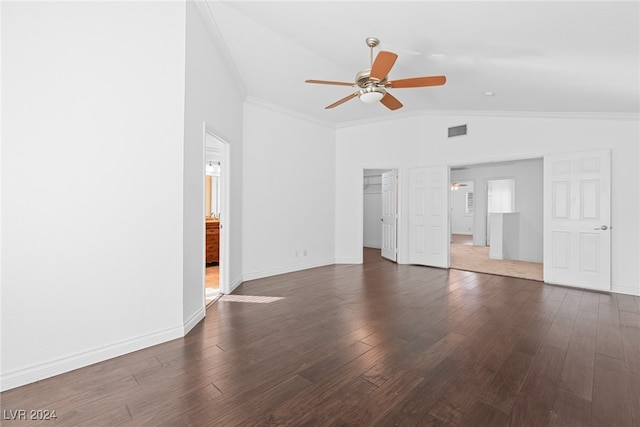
<box><xmin>205</xmin><ymin>1</ymin><xmax>639</xmax><ymax>126</ymax></box>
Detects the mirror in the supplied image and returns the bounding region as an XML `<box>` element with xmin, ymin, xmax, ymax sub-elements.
<box><xmin>205</xmin><ymin>162</ymin><xmax>221</xmax><ymax>219</ymax></box>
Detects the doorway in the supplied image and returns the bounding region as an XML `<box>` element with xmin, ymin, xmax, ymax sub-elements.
<box><xmin>363</xmin><ymin>169</ymin><xmax>398</xmax><ymax>262</ymax></box>
<box><xmin>405</xmin><ymin>150</ymin><xmax>610</xmax><ymax>289</ymax></box>
<box><xmin>204</xmin><ymin>125</ymin><xmax>230</xmax><ymax>305</ymax></box>
<box><xmin>449</xmin><ymin>159</ymin><xmax>543</xmax><ymax>281</ymax></box>
<box><xmin>450</xmin><ymin>179</ymin><xmax>475</xmax><ymax>246</ymax></box>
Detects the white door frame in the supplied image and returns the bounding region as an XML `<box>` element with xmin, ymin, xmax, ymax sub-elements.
<box><xmin>361</xmin><ymin>168</ymin><xmax>401</xmax><ymax>262</ymax></box>
<box><xmin>203</xmin><ymin>123</ymin><xmax>230</xmax><ymax>295</ymax></box>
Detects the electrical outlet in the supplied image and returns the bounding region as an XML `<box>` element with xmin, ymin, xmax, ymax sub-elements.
<box><xmin>303</xmin><ymin>249</ymin><xmax>307</xmax><ymax>256</ymax></box>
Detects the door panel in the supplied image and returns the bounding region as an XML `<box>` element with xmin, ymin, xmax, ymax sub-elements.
<box><xmin>409</xmin><ymin>166</ymin><xmax>449</xmax><ymax>268</ymax></box>
<box><xmin>381</xmin><ymin>170</ymin><xmax>397</xmax><ymax>262</ymax></box>
<box><xmin>544</xmin><ymin>149</ymin><xmax>611</xmax><ymax>290</ymax></box>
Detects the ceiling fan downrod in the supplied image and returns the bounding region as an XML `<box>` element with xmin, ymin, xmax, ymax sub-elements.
<box><xmin>365</xmin><ymin>37</ymin><xmax>380</xmax><ymax>66</ymax></box>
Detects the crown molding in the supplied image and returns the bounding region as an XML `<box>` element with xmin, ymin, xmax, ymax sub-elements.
<box><xmin>244</xmin><ymin>98</ymin><xmax>638</xmax><ymax>129</ymax></box>
<box><xmin>336</xmin><ymin>109</ymin><xmax>639</xmax><ymax>128</ymax></box>
<box><xmin>245</xmin><ymin>96</ymin><xmax>336</xmax><ymax>129</ymax></box>
<box><xmin>421</xmin><ymin>110</ymin><xmax>640</xmax><ymax>121</ymax></box>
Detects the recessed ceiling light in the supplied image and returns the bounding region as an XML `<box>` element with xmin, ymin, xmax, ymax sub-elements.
<box><xmin>485</xmin><ymin>91</ymin><xmax>495</xmax><ymax>96</ymax></box>
<box><xmin>430</xmin><ymin>53</ymin><xmax>445</xmax><ymax>58</ymax></box>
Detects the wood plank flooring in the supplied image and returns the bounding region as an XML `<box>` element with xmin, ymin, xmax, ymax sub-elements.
<box><xmin>2</xmin><ymin>248</ymin><xmax>639</xmax><ymax>426</ymax></box>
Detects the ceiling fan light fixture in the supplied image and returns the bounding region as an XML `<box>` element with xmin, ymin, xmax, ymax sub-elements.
<box><xmin>359</xmin><ymin>86</ymin><xmax>386</xmax><ymax>104</ymax></box>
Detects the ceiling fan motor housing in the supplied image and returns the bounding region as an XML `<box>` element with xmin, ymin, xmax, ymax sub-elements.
<box><xmin>355</xmin><ymin>69</ymin><xmax>387</xmax><ymax>88</ymax></box>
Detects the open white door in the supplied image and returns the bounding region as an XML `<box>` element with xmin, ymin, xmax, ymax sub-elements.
<box><xmin>204</xmin><ymin>125</ymin><xmax>230</xmax><ymax>295</ymax></box>
<box><xmin>381</xmin><ymin>170</ymin><xmax>397</xmax><ymax>261</ymax></box>
<box><xmin>408</xmin><ymin>166</ymin><xmax>449</xmax><ymax>268</ymax></box>
<box><xmin>544</xmin><ymin>149</ymin><xmax>611</xmax><ymax>291</ymax></box>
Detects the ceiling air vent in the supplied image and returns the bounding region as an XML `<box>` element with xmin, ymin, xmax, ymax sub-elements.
<box><xmin>448</xmin><ymin>124</ymin><xmax>467</xmax><ymax>138</ymax></box>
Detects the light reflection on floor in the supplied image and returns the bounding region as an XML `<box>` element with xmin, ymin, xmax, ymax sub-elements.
<box><xmin>219</xmin><ymin>295</ymin><xmax>285</xmax><ymax>304</ymax></box>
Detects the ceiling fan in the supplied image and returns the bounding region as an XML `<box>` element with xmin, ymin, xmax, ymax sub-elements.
<box><xmin>305</xmin><ymin>37</ymin><xmax>446</xmax><ymax>110</ymax></box>
<box><xmin>451</xmin><ymin>182</ymin><xmax>468</xmax><ymax>190</ymax></box>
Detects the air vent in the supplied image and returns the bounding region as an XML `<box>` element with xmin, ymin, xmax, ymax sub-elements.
<box><xmin>448</xmin><ymin>124</ymin><xmax>467</xmax><ymax>138</ymax></box>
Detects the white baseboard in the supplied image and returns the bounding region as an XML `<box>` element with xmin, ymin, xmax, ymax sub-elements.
<box><xmin>542</xmin><ymin>280</ymin><xmax>640</xmax><ymax>297</ymax></box>
<box><xmin>183</xmin><ymin>306</ymin><xmax>205</xmax><ymax>335</ymax></box>
<box><xmin>227</xmin><ymin>274</ymin><xmax>243</xmax><ymax>294</ymax></box>
<box><xmin>334</xmin><ymin>257</ymin><xmax>362</xmax><ymax>264</ymax></box>
<box><xmin>612</xmin><ymin>283</ymin><xmax>640</xmax><ymax>296</ymax></box>
<box><xmin>242</xmin><ymin>258</ymin><xmax>335</xmax><ymax>281</ymax></box>
<box><xmin>0</xmin><ymin>325</ymin><xmax>184</xmax><ymax>392</ymax></box>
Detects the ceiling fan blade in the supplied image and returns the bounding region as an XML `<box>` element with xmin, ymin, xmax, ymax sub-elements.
<box><xmin>325</xmin><ymin>92</ymin><xmax>358</xmax><ymax>109</ymax></box>
<box><xmin>380</xmin><ymin>92</ymin><xmax>403</xmax><ymax>111</ymax></box>
<box><xmin>306</xmin><ymin>79</ymin><xmax>354</xmax><ymax>87</ymax></box>
<box><xmin>370</xmin><ymin>51</ymin><xmax>398</xmax><ymax>81</ymax></box>
<box><xmin>387</xmin><ymin>75</ymin><xmax>446</xmax><ymax>88</ymax></box>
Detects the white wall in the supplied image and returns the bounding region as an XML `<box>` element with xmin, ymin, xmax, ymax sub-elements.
<box><xmin>242</xmin><ymin>101</ymin><xmax>335</xmax><ymax>279</ymax></box>
<box><xmin>335</xmin><ymin>113</ymin><xmax>639</xmax><ymax>295</ymax></box>
<box><xmin>183</xmin><ymin>2</ymin><xmax>245</xmax><ymax>326</ymax></box>
<box><xmin>451</xmin><ymin>159</ymin><xmax>543</xmax><ymax>262</ymax></box>
<box><xmin>335</xmin><ymin>117</ymin><xmax>418</xmax><ymax>264</ymax></box>
<box><xmin>1</xmin><ymin>2</ymin><xmax>187</xmax><ymax>390</ymax></box>
<box><xmin>450</xmin><ymin>181</ymin><xmax>474</xmax><ymax>235</ymax></box>
<box><xmin>190</xmin><ymin>3</ymin><xmax>245</xmax><ymax>295</ymax></box>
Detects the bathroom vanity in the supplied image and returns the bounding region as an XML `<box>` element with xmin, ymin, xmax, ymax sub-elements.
<box><xmin>206</xmin><ymin>219</ymin><xmax>219</xmax><ymax>264</ymax></box>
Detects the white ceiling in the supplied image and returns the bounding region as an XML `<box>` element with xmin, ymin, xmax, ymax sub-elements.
<box><xmin>206</xmin><ymin>1</ymin><xmax>639</xmax><ymax>125</ymax></box>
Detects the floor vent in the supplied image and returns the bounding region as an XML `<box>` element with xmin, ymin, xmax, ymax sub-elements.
<box><xmin>448</xmin><ymin>124</ymin><xmax>467</xmax><ymax>138</ymax></box>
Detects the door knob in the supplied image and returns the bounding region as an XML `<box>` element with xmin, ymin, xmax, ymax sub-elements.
<box><xmin>594</xmin><ymin>225</ymin><xmax>608</xmax><ymax>230</ymax></box>
<box><xmin>380</xmin><ymin>218</ymin><xmax>384</xmax><ymax>222</ymax></box>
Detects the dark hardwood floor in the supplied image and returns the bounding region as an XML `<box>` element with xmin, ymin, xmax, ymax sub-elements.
<box><xmin>2</xmin><ymin>248</ymin><xmax>639</xmax><ymax>426</ymax></box>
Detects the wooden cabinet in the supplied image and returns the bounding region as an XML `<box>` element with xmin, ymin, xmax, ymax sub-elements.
<box><xmin>206</xmin><ymin>220</ymin><xmax>219</xmax><ymax>264</ymax></box>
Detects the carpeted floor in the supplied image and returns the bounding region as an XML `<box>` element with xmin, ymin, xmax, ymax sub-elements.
<box><xmin>450</xmin><ymin>243</ymin><xmax>543</xmax><ymax>281</ymax></box>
